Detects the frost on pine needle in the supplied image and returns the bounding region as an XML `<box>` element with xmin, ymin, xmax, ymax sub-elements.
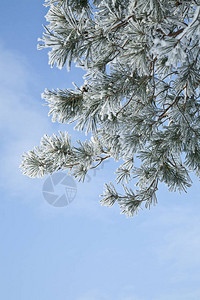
<box><xmin>21</xmin><ymin>0</ymin><xmax>200</xmax><ymax>217</ymax></box>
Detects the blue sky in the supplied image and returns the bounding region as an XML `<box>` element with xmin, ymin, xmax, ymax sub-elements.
<box><xmin>1</xmin><ymin>1</ymin><xmax>200</xmax><ymax>299</ymax></box>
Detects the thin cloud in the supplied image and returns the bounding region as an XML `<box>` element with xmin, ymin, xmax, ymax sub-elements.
<box><xmin>0</xmin><ymin>42</ymin><xmax>52</xmax><ymax>198</ymax></box>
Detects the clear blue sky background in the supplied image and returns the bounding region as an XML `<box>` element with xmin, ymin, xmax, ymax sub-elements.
<box><xmin>1</xmin><ymin>1</ymin><xmax>200</xmax><ymax>299</ymax></box>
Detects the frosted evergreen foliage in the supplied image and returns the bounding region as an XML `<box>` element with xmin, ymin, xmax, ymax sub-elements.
<box><xmin>20</xmin><ymin>0</ymin><xmax>200</xmax><ymax>217</ymax></box>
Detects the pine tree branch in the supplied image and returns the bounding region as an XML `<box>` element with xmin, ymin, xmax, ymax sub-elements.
<box><xmin>157</xmin><ymin>88</ymin><xmax>185</xmax><ymax>122</ymax></box>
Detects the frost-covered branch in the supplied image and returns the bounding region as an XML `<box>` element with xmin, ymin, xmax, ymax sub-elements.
<box><xmin>20</xmin><ymin>0</ymin><xmax>200</xmax><ymax>217</ymax></box>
